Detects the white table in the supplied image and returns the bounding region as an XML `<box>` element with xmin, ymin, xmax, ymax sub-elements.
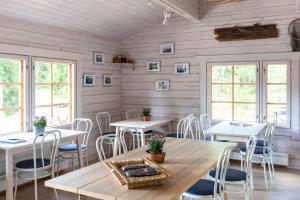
<box><xmin>207</xmin><ymin>121</ymin><xmax>267</xmax><ymax>142</ymax></box>
<box><xmin>0</xmin><ymin>129</ymin><xmax>85</xmax><ymax>200</ymax></box>
<box><xmin>111</xmin><ymin>116</ymin><xmax>175</xmax><ymax>156</ymax></box>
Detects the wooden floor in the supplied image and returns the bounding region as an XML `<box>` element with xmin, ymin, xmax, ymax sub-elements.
<box><xmin>1</xmin><ymin>164</ymin><xmax>300</xmax><ymax>200</ymax></box>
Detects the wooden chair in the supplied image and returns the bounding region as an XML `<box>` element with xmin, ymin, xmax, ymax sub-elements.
<box><xmin>14</xmin><ymin>130</ymin><xmax>61</xmax><ymax>200</ymax></box>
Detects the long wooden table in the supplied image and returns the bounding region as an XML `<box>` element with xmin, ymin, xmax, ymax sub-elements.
<box><xmin>0</xmin><ymin>129</ymin><xmax>85</xmax><ymax>200</ymax></box>
<box><xmin>45</xmin><ymin>138</ymin><xmax>235</xmax><ymax>200</ymax></box>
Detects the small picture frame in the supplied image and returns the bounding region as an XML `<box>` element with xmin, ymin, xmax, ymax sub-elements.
<box><xmin>175</xmin><ymin>63</ymin><xmax>190</xmax><ymax>75</ymax></box>
<box><xmin>83</xmin><ymin>74</ymin><xmax>95</xmax><ymax>86</ymax></box>
<box><xmin>155</xmin><ymin>80</ymin><xmax>170</xmax><ymax>91</ymax></box>
<box><xmin>93</xmin><ymin>52</ymin><xmax>104</xmax><ymax>64</ymax></box>
<box><xmin>160</xmin><ymin>43</ymin><xmax>175</xmax><ymax>55</ymax></box>
<box><xmin>147</xmin><ymin>61</ymin><xmax>161</xmax><ymax>72</ymax></box>
<box><xmin>103</xmin><ymin>74</ymin><xmax>113</xmax><ymax>86</ymax></box>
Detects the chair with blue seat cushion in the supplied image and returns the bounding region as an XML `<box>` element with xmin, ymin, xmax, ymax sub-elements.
<box><xmin>14</xmin><ymin>130</ymin><xmax>61</xmax><ymax>200</ymax></box>
<box><xmin>240</xmin><ymin>145</ymin><xmax>269</xmax><ymax>154</ymax></box>
<box><xmin>209</xmin><ymin>136</ymin><xmax>258</xmax><ymax>200</ymax></box>
<box><xmin>57</xmin><ymin>118</ymin><xmax>92</xmax><ymax>174</ymax></box>
<box><xmin>181</xmin><ymin>144</ymin><xmax>235</xmax><ymax>200</ymax></box>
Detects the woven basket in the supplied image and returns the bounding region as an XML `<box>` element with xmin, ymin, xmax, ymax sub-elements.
<box><xmin>104</xmin><ymin>159</ymin><xmax>172</xmax><ymax>189</ymax></box>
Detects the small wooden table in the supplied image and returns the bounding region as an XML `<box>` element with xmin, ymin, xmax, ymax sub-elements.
<box><xmin>207</xmin><ymin>121</ymin><xmax>267</xmax><ymax>142</ymax></box>
<box><xmin>45</xmin><ymin>138</ymin><xmax>235</xmax><ymax>200</ymax></box>
<box><xmin>0</xmin><ymin>129</ymin><xmax>85</xmax><ymax>200</ymax></box>
<box><xmin>111</xmin><ymin>116</ymin><xmax>174</xmax><ymax>156</ymax></box>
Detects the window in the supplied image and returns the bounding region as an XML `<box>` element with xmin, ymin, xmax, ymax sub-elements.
<box><xmin>0</xmin><ymin>55</ymin><xmax>75</xmax><ymax>135</ymax></box>
<box><xmin>33</xmin><ymin>59</ymin><xmax>74</xmax><ymax>127</ymax></box>
<box><xmin>209</xmin><ymin>63</ymin><xmax>258</xmax><ymax>122</ymax></box>
<box><xmin>208</xmin><ymin>61</ymin><xmax>290</xmax><ymax>127</ymax></box>
<box><xmin>0</xmin><ymin>57</ymin><xmax>25</xmax><ymax>134</ymax></box>
<box><xmin>263</xmin><ymin>61</ymin><xmax>290</xmax><ymax>127</ymax></box>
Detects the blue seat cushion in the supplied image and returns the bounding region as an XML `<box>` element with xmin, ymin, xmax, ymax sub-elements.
<box><xmin>185</xmin><ymin>179</ymin><xmax>221</xmax><ymax>196</ymax></box>
<box><xmin>240</xmin><ymin>145</ymin><xmax>269</xmax><ymax>154</ymax></box>
<box><xmin>205</xmin><ymin>136</ymin><xmax>228</xmax><ymax>142</ymax></box>
<box><xmin>166</xmin><ymin>133</ymin><xmax>184</xmax><ymax>138</ymax></box>
<box><xmin>58</xmin><ymin>143</ymin><xmax>87</xmax><ymax>151</ymax></box>
<box><xmin>16</xmin><ymin>158</ymin><xmax>50</xmax><ymax>169</ymax></box>
<box><xmin>209</xmin><ymin>168</ymin><xmax>246</xmax><ymax>182</ymax></box>
<box><xmin>256</xmin><ymin>139</ymin><xmax>268</xmax><ymax>147</ymax></box>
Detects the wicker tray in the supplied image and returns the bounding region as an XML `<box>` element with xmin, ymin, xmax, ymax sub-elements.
<box><xmin>104</xmin><ymin>158</ymin><xmax>173</xmax><ymax>189</ymax></box>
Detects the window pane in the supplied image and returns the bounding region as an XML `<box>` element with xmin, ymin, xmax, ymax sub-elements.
<box><xmin>234</xmin><ymin>84</ymin><xmax>256</xmax><ymax>103</ymax></box>
<box><xmin>35</xmin><ymin>62</ymin><xmax>51</xmax><ymax>83</ymax></box>
<box><xmin>0</xmin><ymin>110</ymin><xmax>22</xmax><ymax>133</ymax></box>
<box><xmin>35</xmin><ymin>85</ymin><xmax>51</xmax><ymax>106</ymax></box>
<box><xmin>234</xmin><ymin>65</ymin><xmax>256</xmax><ymax>84</ymax></box>
<box><xmin>211</xmin><ymin>103</ymin><xmax>232</xmax><ymax>120</ymax></box>
<box><xmin>211</xmin><ymin>65</ymin><xmax>232</xmax><ymax>83</ymax></box>
<box><xmin>0</xmin><ymin>58</ymin><xmax>23</xmax><ymax>134</ymax></box>
<box><xmin>212</xmin><ymin>84</ymin><xmax>232</xmax><ymax>101</ymax></box>
<box><xmin>267</xmin><ymin>64</ymin><xmax>287</xmax><ymax>84</ymax></box>
<box><xmin>53</xmin><ymin>63</ymin><xmax>69</xmax><ymax>83</ymax></box>
<box><xmin>234</xmin><ymin>103</ymin><xmax>256</xmax><ymax>121</ymax></box>
<box><xmin>53</xmin><ymin>85</ymin><xmax>69</xmax><ymax>104</ymax></box>
<box><xmin>267</xmin><ymin>104</ymin><xmax>287</xmax><ymax>124</ymax></box>
<box><xmin>53</xmin><ymin>105</ymin><xmax>71</xmax><ymax>126</ymax></box>
<box><xmin>267</xmin><ymin>85</ymin><xmax>287</xmax><ymax>104</ymax></box>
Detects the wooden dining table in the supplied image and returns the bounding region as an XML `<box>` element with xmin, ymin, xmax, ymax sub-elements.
<box><xmin>207</xmin><ymin>121</ymin><xmax>267</xmax><ymax>142</ymax></box>
<box><xmin>45</xmin><ymin>138</ymin><xmax>235</xmax><ymax>200</ymax></box>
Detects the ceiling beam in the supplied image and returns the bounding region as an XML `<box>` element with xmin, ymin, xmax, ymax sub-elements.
<box><xmin>156</xmin><ymin>0</ymin><xmax>200</xmax><ymax>21</ymax></box>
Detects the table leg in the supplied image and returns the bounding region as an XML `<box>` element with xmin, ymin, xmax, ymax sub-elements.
<box><xmin>140</xmin><ymin>129</ymin><xmax>145</xmax><ymax>146</ymax></box>
<box><xmin>76</xmin><ymin>137</ymin><xmax>83</xmax><ymax>168</ymax></box>
<box><xmin>6</xmin><ymin>150</ymin><xmax>14</xmax><ymax>200</ymax></box>
<box><xmin>113</xmin><ymin>126</ymin><xmax>120</xmax><ymax>157</ymax></box>
<box><xmin>168</xmin><ymin>122</ymin><xmax>172</xmax><ymax>134</ymax></box>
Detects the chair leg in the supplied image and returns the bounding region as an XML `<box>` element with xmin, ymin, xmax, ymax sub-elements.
<box><xmin>249</xmin><ymin>164</ymin><xmax>254</xmax><ymax>189</ymax></box>
<box><xmin>267</xmin><ymin>156</ymin><xmax>273</xmax><ymax>183</ymax></box>
<box><xmin>85</xmin><ymin>149</ymin><xmax>88</xmax><ymax>166</ymax></box>
<box><xmin>240</xmin><ymin>154</ymin><xmax>244</xmax><ymax>171</ymax></box>
<box><xmin>14</xmin><ymin>172</ymin><xmax>18</xmax><ymax>200</ymax></box>
<box><xmin>34</xmin><ymin>177</ymin><xmax>38</xmax><ymax>200</ymax></box>
<box><xmin>262</xmin><ymin>156</ymin><xmax>268</xmax><ymax>190</ymax></box>
<box><xmin>72</xmin><ymin>153</ymin><xmax>75</xmax><ymax>170</ymax></box>
<box><xmin>270</xmin><ymin>152</ymin><xmax>275</xmax><ymax>178</ymax></box>
<box><xmin>57</xmin><ymin>152</ymin><xmax>60</xmax><ymax>176</ymax></box>
<box><xmin>244</xmin><ymin>181</ymin><xmax>249</xmax><ymax>200</ymax></box>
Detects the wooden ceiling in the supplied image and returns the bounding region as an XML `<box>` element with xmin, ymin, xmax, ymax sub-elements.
<box><xmin>0</xmin><ymin>0</ymin><xmax>166</xmax><ymax>40</ymax></box>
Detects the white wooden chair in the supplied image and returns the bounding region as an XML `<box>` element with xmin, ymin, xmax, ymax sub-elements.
<box><xmin>14</xmin><ymin>130</ymin><xmax>61</xmax><ymax>200</ymax></box>
<box><xmin>200</xmin><ymin>114</ymin><xmax>228</xmax><ymax>142</ymax></box>
<box><xmin>208</xmin><ymin>136</ymin><xmax>258</xmax><ymax>200</ymax></box>
<box><xmin>166</xmin><ymin>114</ymin><xmax>193</xmax><ymax>138</ymax></box>
<box><xmin>57</xmin><ymin>118</ymin><xmax>92</xmax><ymax>174</ymax></box>
<box><xmin>181</xmin><ymin>144</ymin><xmax>235</xmax><ymax>200</ymax></box>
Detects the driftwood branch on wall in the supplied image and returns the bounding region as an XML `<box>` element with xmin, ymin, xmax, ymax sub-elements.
<box><xmin>214</xmin><ymin>24</ymin><xmax>279</xmax><ymax>41</ymax></box>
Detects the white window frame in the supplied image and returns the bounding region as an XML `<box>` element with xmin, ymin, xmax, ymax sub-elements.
<box><xmin>206</xmin><ymin>60</ymin><xmax>291</xmax><ymax>128</ymax></box>
<box><xmin>262</xmin><ymin>60</ymin><xmax>291</xmax><ymax>128</ymax></box>
<box><xmin>206</xmin><ymin>61</ymin><xmax>260</xmax><ymax>123</ymax></box>
<box><xmin>31</xmin><ymin>57</ymin><xmax>77</xmax><ymax>129</ymax></box>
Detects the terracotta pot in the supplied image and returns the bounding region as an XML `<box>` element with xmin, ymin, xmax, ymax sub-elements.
<box><xmin>146</xmin><ymin>150</ymin><xmax>166</xmax><ymax>163</ymax></box>
<box><xmin>142</xmin><ymin>115</ymin><xmax>151</xmax><ymax>121</ymax></box>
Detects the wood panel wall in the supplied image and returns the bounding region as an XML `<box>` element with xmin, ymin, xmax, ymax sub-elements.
<box><xmin>0</xmin><ymin>15</ymin><xmax>122</xmax><ymax>179</ymax></box>
<box><xmin>122</xmin><ymin>0</ymin><xmax>300</xmax><ymax>168</ymax></box>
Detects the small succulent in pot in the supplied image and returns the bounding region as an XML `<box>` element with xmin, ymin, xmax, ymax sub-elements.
<box><xmin>147</xmin><ymin>135</ymin><xmax>166</xmax><ymax>163</ymax></box>
<box><xmin>33</xmin><ymin>116</ymin><xmax>47</xmax><ymax>136</ymax></box>
<box><xmin>142</xmin><ymin>107</ymin><xmax>151</xmax><ymax>121</ymax></box>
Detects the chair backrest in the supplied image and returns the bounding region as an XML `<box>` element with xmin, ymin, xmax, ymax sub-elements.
<box><xmin>245</xmin><ymin>136</ymin><xmax>258</xmax><ymax>174</ymax></box>
<box><xmin>213</xmin><ymin>144</ymin><xmax>234</xmax><ymax>197</ymax></box>
<box><xmin>199</xmin><ymin>114</ymin><xmax>210</xmax><ymax>140</ymax></box>
<box><xmin>33</xmin><ymin>130</ymin><xmax>61</xmax><ymax>170</ymax></box>
<box><xmin>96</xmin><ymin>112</ymin><xmax>111</xmax><ymax>135</ymax></box>
<box><xmin>185</xmin><ymin>116</ymin><xmax>201</xmax><ymax>140</ymax></box>
<box><xmin>72</xmin><ymin>118</ymin><xmax>93</xmax><ymax>146</ymax></box>
<box><xmin>95</xmin><ymin>134</ymin><xmax>127</xmax><ymax>161</ymax></box>
<box><xmin>272</xmin><ymin>111</ymin><xmax>278</xmax><ymax>124</ymax></box>
<box><xmin>126</xmin><ymin>110</ymin><xmax>140</xmax><ymax>120</ymax></box>
<box><xmin>176</xmin><ymin>114</ymin><xmax>193</xmax><ymax>138</ymax></box>
<box><xmin>264</xmin><ymin>123</ymin><xmax>276</xmax><ymax>147</ymax></box>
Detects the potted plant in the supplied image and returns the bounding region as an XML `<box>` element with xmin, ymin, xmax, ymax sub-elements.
<box><xmin>142</xmin><ymin>108</ymin><xmax>151</xmax><ymax>121</ymax></box>
<box><xmin>146</xmin><ymin>135</ymin><xmax>166</xmax><ymax>163</ymax></box>
<box><xmin>33</xmin><ymin>116</ymin><xmax>47</xmax><ymax>136</ymax></box>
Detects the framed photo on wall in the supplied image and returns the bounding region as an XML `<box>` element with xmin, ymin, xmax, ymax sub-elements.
<box><xmin>160</xmin><ymin>43</ymin><xmax>174</xmax><ymax>55</ymax></box>
<box><xmin>155</xmin><ymin>80</ymin><xmax>170</xmax><ymax>91</ymax></box>
<box><xmin>93</xmin><ymin>52</ymin><xmax>104</xmax><ymax>64</ymax></box>
<box><xmin>83</xmin><ymin>74</ymin><xmax>95</xmax><ymax>86</ymax></box>
<box><xmin>147</xmin><ymin>61</ymin><xmax>161</xmax><ymax>72</ymax></box>
<box><xmin>174</xmin><ymin>63</ymin><xmax>190</xmax><ymax>74</ymax></box>
<box><xmin>103</xmin><ymin>74</ymin><xmax>113</xmax><ymax>86</ymax></box>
